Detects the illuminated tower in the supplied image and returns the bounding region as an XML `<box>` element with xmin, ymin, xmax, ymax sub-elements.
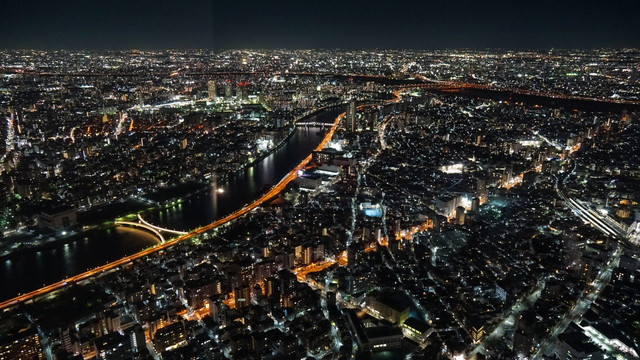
<box><xmin>476</xmin><ymin>177</ymin><xmax>488</xmax><ymax>202</ymax></box>
<box><xmin>207</xmin><ymin>80</ymin><xmax>217</xmax><ymax>101</ymax></box>
<box><xmin>224</xmin><ymin>81</ymin><xmax>233</xmax><ymax>99</ymax></box>
<box><xmin>455</xmin><ymin>206</ymin><xmax>465</xmax><ymax>225</ymax></box>
<box><xmin>237</xmin><ymin>84</ymin><xmax>244</xmax><ymax>103</ymax></box>
<box><xmin>348</xmin><ymin>99</ymin><xmax>356</xmax><ymax>132</ymax></box>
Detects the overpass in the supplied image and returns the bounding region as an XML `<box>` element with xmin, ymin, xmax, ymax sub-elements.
<box><xmin>0</xmin><ymin>88</ymin><xmax>405</xmax><ymax>311</ymax></box>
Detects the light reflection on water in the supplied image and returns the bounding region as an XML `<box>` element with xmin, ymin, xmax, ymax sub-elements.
<box><xmin>0</xmin><ymin>107</ymin><xmax>343</xmax><ymax>302</ymax></box>
<box><xmin>147</xmin><ymin>112</ymin><xmax>339</xmax><ymax>231</ymax></box>
<box><xmin>0</xmin><ymin>226</ymin><xmax>158</xmax><ymax>301</ymax></box>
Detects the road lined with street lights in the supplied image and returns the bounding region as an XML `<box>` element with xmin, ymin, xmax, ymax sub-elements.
<box><xmin>0</xmin><ymin>88</ymin><xmax>410</xmax><ymax>311</ymax></box>
<box><xmin>0</xmin><ymin>84</ymin><xmax>413</xmax><ymax>311</ymax></box>
<box><xmin>0</xmin><ymin>109</ymin><xmax>347</xmax><ymax>311</ymax></box>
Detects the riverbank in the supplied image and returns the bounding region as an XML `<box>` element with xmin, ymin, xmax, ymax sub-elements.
<box><xmin>0</xmin><ymin>106</ymin><xmax>341</xmax><ymax>263</ymax></box>
<box><xmin>221</xmin><ymin>102</ymin><xmax>347</xmax><ymax>183</ymax></box>
<box><xmin>0</xmin><ymin>106</ymin><xmax>348</xmax><ymax>309</ymax></box>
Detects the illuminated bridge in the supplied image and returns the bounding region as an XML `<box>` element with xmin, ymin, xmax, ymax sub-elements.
<box><xmin>295</xmin><ymin>121</ymin><xmax>334</xmax><ymax>127</ymax></box>
<box><xmin>0</xmin><ymin>86</ymin><xmax>399</xmax><ymax>311</ymax></box>
<box><xmin>114</xmin><ymin>214</ymin><xmax>189</xmax><ymax>243</ymax></box>
<box><xmin>113</xmin><ymin>221</ymin><xmax>166</xmax><ymax>243</ymax></box>
<box><xmin>136</xmin><ymin>214</ymin><xmax>188</xmax><ymax>236</ymax></box>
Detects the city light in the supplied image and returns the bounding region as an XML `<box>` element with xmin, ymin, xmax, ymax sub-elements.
<box><xmin>0</xmin><ymin>47</ymin><xmax>638</xmax><ymax>360</ymax></box>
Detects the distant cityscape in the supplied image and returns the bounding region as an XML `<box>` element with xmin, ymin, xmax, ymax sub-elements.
<box><xmin>1</xmin><ymin>49</ymin><xmax>639</xmax><ymax>360</ymax></box>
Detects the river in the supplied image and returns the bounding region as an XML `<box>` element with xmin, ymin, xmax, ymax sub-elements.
<box><xmin>146</xmin><ymin>108</ymin><xmax>343</xmax><ymax>230</ymax></box>
<box><xmin>0</xmin><ymin>107</ymin><xmax>344</xmax><ymax>302</ymax></box>
<box><xmin>3</xmin><ymin>83</ymin><xmax>632</xmax><ymax>302</ymax></box>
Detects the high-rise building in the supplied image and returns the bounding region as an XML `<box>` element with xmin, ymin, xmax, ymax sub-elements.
<box><xmin>435</xmin><ymin>195</ymin><xmax>461</xmax><ymax>218</ymax></box>
<box><xmin>225</xmin><ymin>81</ymin><xmax>233</xmax><ymax>99</ymax></box>
<box><xmin>456</xmin><ymin>206</ymin><xmax>465</xmax><ymax>225</ymax></box>
<box><xmin>501</xmin><ymin>164</ymin><xmax>513</xmax><ymax>186</ymax></box>
<box><xmin>237</xmin><ymin>83</ymin><xmax>248</xmax><ymax>102</ymax></box>
<box><xmin>348</xmin><ymin>99</ymin><xmax>356</xmax><ymax>132</ymax></box>
<box><xmin>234</xmin><ymin>285</ymin><xmax>252</xmax><ymax>309</ymax></box>
<box><xmin>207</xmin><ymin>80</ymin><xmax>216</xmax><ymax>101</ymax></box>
<box><xmin>237</xmin><ymin>85</ymin><xmax>244</xmax><ymax>102</ymax></box>
<box><xmin>471</xmin><ymin>197</ymin><xmax>480</xmax><ymax>212</ymax></box>
<box><xmin>264</xmin><ymin>276</ymin><xmax>279</xmax><ymax>298</ymax></box>
<box><xmin>278</xmin><ymin>270</ymin><xmax>297</xmax><ymax>296</ymax></box>
<box><xmin>470</xmin><ymin>324</ymin><xmax>485</xmax><ymax>344</ymax></box>
<box><xmin>153</xmin><ymin>322</ymin><xmax>187</xmax><ymax>353</ymax></box>
<box><xmin>129</xmin><ymin>324</ymin><xmax>145</xmax><ymax>354</ymax></box>
<box><xmin>302</xmin><ymin>246</ymin><xmax>312</xmax><ymax>265</ymax></box>
<box><xmin>0</xmin><ymin>327</ymin><xmax>44</xmax><ymax>360</ymax></box>
<box><xmin>347</xmin><ymin>241</ymin><xmax>364</xmax><ymax>267</ymax></box>
<box><xmin>476</xmin><ymin>177</ymin><xmax>488</xmax><ymax>200</ymax></box>
<box><xmin>99</xmin><ymin>310</ymin><xmax>121</xmax><ymax>334</ymax></box>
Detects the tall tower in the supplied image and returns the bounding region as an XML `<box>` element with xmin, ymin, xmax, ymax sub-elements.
<box><xmin>207</xmin><ymin>80</ymin><xmax>216</xmax><ymax>101</ymax></box>
<box><xmin>348</xmin><ymin>99</ymin><xmax>356</xmax><ymax>133</ymax></box>
<box><xmin>476</xmin><ymin>177</ymin><xmax>488</xmax><ymax>203</ymax></box>
<box><xmin>455</xmin><ymin>206</ymin><xmax>465</xmax><ymax>225</ymax></box>
<box><xmin>237</xmin><ymin>85</ymin><xmax>244</xmax><ymax>103</ymax></box>
<box><xmin>224</xmin><ymin>81</ymin><xmax>233</xmax><ymax>99</ymax></box>
<box><xmin>239</xmin><ymin>83</ymin><xmax>248</xmax><ymax>101</ymax></box>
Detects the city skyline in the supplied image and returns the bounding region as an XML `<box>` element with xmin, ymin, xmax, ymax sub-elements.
<box><xmin>1</xmin><ymin>48</ymin><xmax>639</xmax><ymax>359</ymax></box>
<box><xmin>1</xmin><ymin>1</ymin><xmax>640</xmax><ymax>358</ymax></box>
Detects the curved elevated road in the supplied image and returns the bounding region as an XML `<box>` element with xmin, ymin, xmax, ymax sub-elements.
<box><xmin>113</xmin><ymin>221</ymin><xmax>166</xmax><ymax>243</ymax></box>
<box><xmin>2</xmin><ymin>79</ymin><xmax>633</xmax><ymax>311</ymax></box>
<box><xmin>0</xmin><ymin>108</ymin><xmax>351</xmax><ymax>310</ymax></box>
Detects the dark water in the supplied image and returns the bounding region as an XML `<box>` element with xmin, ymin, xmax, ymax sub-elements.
<box><xmin>147</xmin><ymin>109</ymin><xmax>342</xmax><ymax>230</ymax></box>
<box><xmin>0</xmin><ymin>107</ymin><xmax>343</xmax><ymax>302</ymax></box>
<box><xmin>437</xmin><ymin>88</ymin><xmax>640</xmax><ymax>113</ymax></box>
<box><xmin>1</xmin><ymin>228</ymin><xmax>158</xmax><ymax>299</ymax></box>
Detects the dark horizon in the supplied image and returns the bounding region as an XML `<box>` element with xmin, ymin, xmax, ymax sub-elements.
<box><xmin>2</xmin><ymin>47</ymin><xmax>639</xmax><ymax>52</ymax></box>
<box><xmin>1</xmin><ymin>0</ymin><xmax>639</xmax><ymax>51</ymax></box>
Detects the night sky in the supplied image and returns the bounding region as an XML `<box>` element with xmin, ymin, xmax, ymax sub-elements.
<box><xmin>1</xmin><ymin>0</ymin><xmax>639</xmax><ymax>50</ymax></box>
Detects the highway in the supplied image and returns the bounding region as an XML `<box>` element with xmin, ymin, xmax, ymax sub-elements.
<box><xmin>0</xmin><ymin>84</ymin><xmax>410</xmax><ymax>311</ymax></box>
<box><xmin>0</xmin><ymin>111</ymin><xmax>346</xmax><ymax>311</ymax></box>
<box><xmin>295</xmin><ymin>121</ymin><xmax>334</xmax><ymax>127</ymax></box>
